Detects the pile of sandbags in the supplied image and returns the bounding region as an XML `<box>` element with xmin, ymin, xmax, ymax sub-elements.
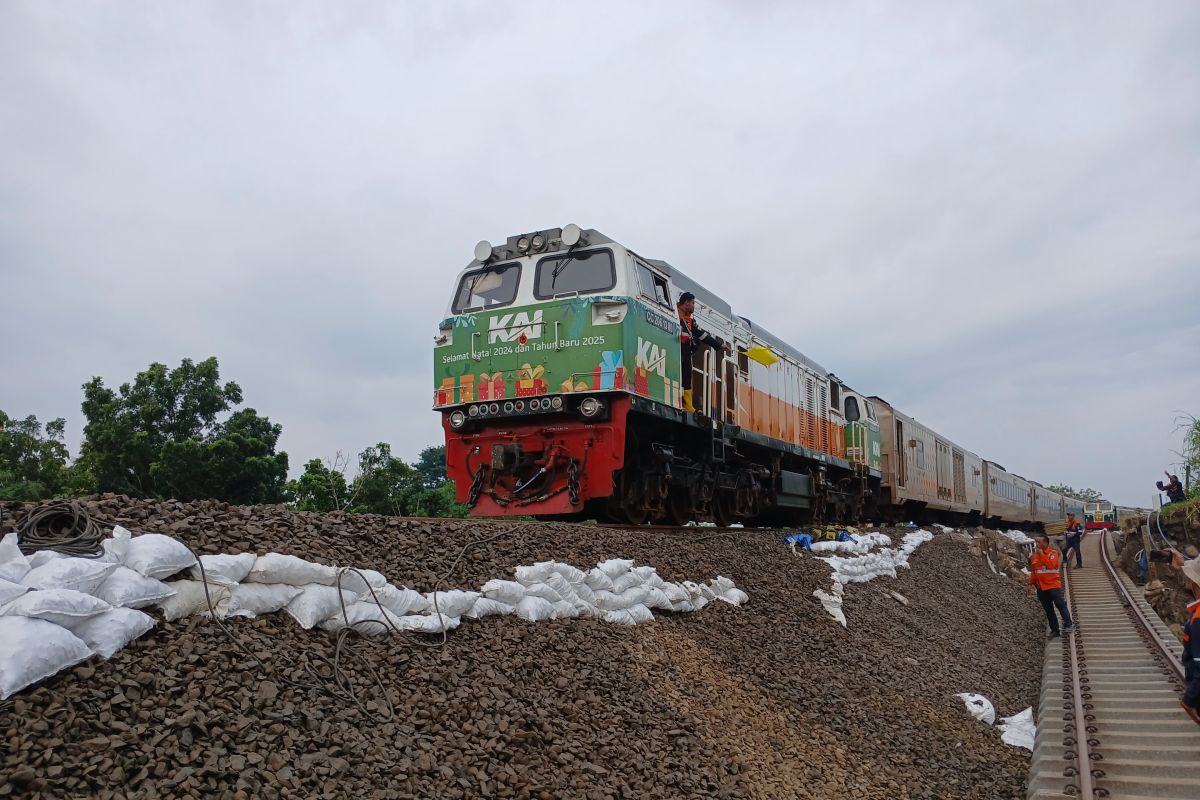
<box><xmin>810</xmin><ymin>530</ymin><xmax>934</xmax><ymax>628</ymax></box>
<box><xmin>0</xmin><ymin>528</ymin><xmax>183</xmax><ymax>699</ymax></box>
<box><xmin>1</xmin><ymin>525</ymin><xmax>749</xmax><ymax>699</ymax></box>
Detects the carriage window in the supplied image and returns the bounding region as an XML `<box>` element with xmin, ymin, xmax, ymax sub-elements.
<box><xmin>844</xmin><ymin>396</ymin><xmax>861</xmax><ymax>422</ymax></box>
<box><xmin>452</xmin><ymin>263</ymin><xmax>521</xmax><ymax>313</ymax></box>
<box><xmin>635</xmin><ymin>263</ymin><xmax>672</xmax><ymax>309</ymax></box>
<box><xmin>535</xmin><ymin>249</ymin><xmax>616</xmax><ymax>299</ymax></box>
<box><xmin>915</xmin><ymin>440</ymin><xmax>925</xmax><ymax>468</ymax></box>
<box><xmin>865</xmin><ymin>400</ymin><xmax>877</xmax><ymax>422</ymax></box>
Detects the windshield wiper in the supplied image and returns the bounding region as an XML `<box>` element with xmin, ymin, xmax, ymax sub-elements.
<box><xmin>550</xmin><ymin>253</ymin><xmax>579</xmax><ymax>289</ymax></box>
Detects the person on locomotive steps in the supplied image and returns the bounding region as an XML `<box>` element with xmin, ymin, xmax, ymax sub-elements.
<box><xmin>1062</xmin><ymin>512</ymin><xmax>1085</xmax><ymax>569</ymax></box>
<box><xmin>1027</xmin><ymin>534</ymin><xmax>1074</xmax><ymax>638</ymax></box>
<box><xmin>676</xmin><ymin>291</ymin><xmax>730</xmax><ymax>414</ymax></box>
<box><xmin>1171</xmin><ymin>552</ymin><xmax>1200</xmax><ymax>725</ymax></box>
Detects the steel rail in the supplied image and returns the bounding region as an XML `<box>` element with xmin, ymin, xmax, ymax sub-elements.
<box><xmin>1098</xmin><ymin>529</ymin><xmax>1186</xmax><ymax>681</ymax></box>
<box><xmin>1060</xmin><ymin>565</ymin><xmax>1096</xmax><ymax>798</ymax></box>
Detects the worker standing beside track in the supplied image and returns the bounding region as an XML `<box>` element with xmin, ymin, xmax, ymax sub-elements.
<box><xmin>1027</xmin><ymin>534</ymin><xmax>1074</xmax><ymax>638</ymax></box>
<box><xmin>1062</xmin><ymin>513</ymin><xmax>1084</xmax><ymax>569</ymax></box>
<box><xmin>1174</xmin><ymin>554</ymin><xmax>1200</xmax><ymax>725</ymax></box>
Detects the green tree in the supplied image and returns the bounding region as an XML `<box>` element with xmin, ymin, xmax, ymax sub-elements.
<box><xmin>0</xmin><ymin>411</ymin><xmax>94</xmax><ymax>500</ymax></box>
<box><xmin>1047</xmin><ymin>484</ymin><xmax>1103</xmax><ymax>502</ymax></box>
<box><xmin>348</xmin><ymin>442</ymin><xmax>424</xmax><ymax>516</ymax></box>
<box><xmin>286</xmin><ymin>457</ymin><xmax>351</xmax><ymax>512</ymax></box>
<box><xmin>79</xmin><ymin>357</ymin><xmax>287</xmax><ymax>503</ymax></box>
<box><xmin>414</xmin><ymin>444</ymin><xmax>448</xmax><ymax>488</ymax></box>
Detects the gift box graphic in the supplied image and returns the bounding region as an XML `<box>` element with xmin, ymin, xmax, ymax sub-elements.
<box><xmin>516</xmin><ymin>363</ymin><xmax>548</xmax><ymax>397</ymax></box>
<box><xmin>561</xmin><ymin>377</ymin><xmax>589</xmax><ymax>393</ymax></box>
<box><xmin>592</xmin><ymin>350</ymin><xmax>626</xmax><ymax>390</ymax></box>
<box><xmin>662</xmin><ymin>376</ymin><xmax>682</xmax><ymax>406</ymax></box>
<box><xmin>436</xmin><ymin>373</ymin><xmax>474</xmax><ymax>405</ymax></box>
<box><xmin>478</xmin><ymin>372</ymin><xmax>506</xmax><ymax>401</ymax></box>
<box><xmin>633</xmin><ymin>366</ymin><xmax>649</xmax><ymax>395</ymax></box>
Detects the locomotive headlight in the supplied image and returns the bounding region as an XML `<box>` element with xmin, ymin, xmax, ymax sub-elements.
<box><xmin>517</xmin><ymin>236</ymin><xmax>531</xmax><ymax>253</ymax></box>
<box><xmin>531</xmin><ymin>234</ymin><xmax>545</xmax><ymax>251</ymax></box>
<box><xmin>468</xmin><ymin>404</ymin><xmax>479</xmax><ymax>417</ymax></box>
<box><xmin>551</xmin><ymin>396</ymin><xmax>564</xmax><ymax>410</ymax></box>
<box><xmin>449</xmin><ymin>410</ymin><xmax>467</xmax><ymax>430</ymax></box>
<box><xmin>579</xmin><ymin>397</ymin><xmax>605</xmax><ymax>419</ymax></box>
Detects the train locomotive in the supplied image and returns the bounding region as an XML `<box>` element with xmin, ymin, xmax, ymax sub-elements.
<box><xmin>434</xmin><ymin>225</ymin><xmax>1083</xmax><ymax>529</ymax></box>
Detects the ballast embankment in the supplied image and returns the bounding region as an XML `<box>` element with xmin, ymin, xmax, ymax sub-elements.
<box><xmin>2</xmin><ymin>496</ymin><xmax>1044</xmax><ymax>799</ymax></box>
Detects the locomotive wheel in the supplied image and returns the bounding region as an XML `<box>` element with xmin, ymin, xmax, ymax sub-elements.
<box><xmin>711</xmin><ymin>491</ymin><xmax>737</xmax><ymax>528</ymax></box>
<box><xmin>656</xmin><ymin>489</ymin><xmax>692</xmax><ymax>527</ymax></box>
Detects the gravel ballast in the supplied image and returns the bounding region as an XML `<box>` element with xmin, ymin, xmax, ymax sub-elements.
<box><xmin>1</xmin><ymin>497</ymin><xmax>1045</xmax><ymax>799</ymax></box>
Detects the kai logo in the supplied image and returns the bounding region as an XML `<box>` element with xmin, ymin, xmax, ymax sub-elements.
<box><xmin>488</xmin><ymin>311</ymin><xmax>544</xmax><ymax>344</ymax></box>
<box><xmin>636</xmin><ymin>337</ymin><xmax>668</xmax><ymax>377</ymax></box>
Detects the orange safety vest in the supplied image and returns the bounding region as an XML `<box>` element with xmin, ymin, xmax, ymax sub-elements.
<box><xmin>679</xmin><ymin>312</ymin><xmax>695</xmax><ymax>345</ymax></box>
<box><xmin>1028</xmin><ymin>547</ymin><xmax>1063</xmax><ymax>591</ymax></box>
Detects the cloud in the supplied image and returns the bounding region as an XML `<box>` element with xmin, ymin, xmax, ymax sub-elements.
<box><xmin>2</xmin><ymin>1</ymin><xmax>1197</xmax><ymax>506</ymax></box>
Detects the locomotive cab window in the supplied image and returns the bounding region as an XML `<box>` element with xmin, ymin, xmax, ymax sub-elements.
<box><xmin>534</xmin><ymin>249</ymin><xmax>616</xmax><ymax>299</ymax></box>
<box><xmin>635</xmin><ymin>263</ymin><xmax>672</xmax><ymax>309</ymax></box>
<box><xmin>830</xmin><ymin>382</ymin><xmax>841</xmax><ymax>410</ymax></box>
<box><xmin>844</xmin><ymin>396</ymin><xmax>861</xmax><ymax>422</ymax></box>
<box><xmin>737</xmin><ymin>347</ymin><xmax>750</xmax><ymax>379</ymax></box>
<box><xmin>452</xmin><ymin>262</ymin><xmax>521</xmax><ymax>313</ymax></box>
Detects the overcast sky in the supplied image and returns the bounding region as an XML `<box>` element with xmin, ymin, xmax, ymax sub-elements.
<box><xmin>2</xmin><ymin>2</ymin><xmax>1197</xmax><ymax>508</ymax></box>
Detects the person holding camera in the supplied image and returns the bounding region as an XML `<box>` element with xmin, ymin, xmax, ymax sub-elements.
<box><xmin>1157</xmin><ymin>472</ymin><xmax>1186</xmax><ymax>505</ymax></box>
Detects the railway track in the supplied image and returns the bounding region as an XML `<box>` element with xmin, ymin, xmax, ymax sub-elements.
<box><xmin>1028</xmin><ymin>531</ymin><xmax>1200</xmax><ymax>799</ymax></box>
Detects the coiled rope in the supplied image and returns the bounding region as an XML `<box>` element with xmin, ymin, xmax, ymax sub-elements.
<box><xmin>13</xmin><ymin>501</ymin><xmax>106</xmax><ymax>557</ymax></box>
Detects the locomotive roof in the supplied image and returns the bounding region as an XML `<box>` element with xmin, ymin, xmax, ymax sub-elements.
<box><xmin>644</xmin><ymin>258</ymin><xmax>829</xmax><ymax>377</ymax></box>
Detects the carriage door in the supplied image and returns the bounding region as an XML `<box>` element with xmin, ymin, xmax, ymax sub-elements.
<box><xmin>952</xmin><ymin>449</ymin><xmax>966</xmax><ymax>505</ymax></box>
<box><xmin>896</xmin><ymin>421</ymin><xmax>907</xmax><ymax>488</ymax></box>
<box><xmin>935</xmin><ymin>439</ymin><xmax>952</xmax><ymax>501</ymax></box>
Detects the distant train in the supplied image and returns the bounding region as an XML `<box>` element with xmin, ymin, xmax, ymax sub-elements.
<box><xmin>1084</xmin><ymin>501</ymin><xmax>1117</xmax><ymax>530</ymax></box>
<box><xmin>433</xmin><ymin>225</ymin><xmax>1089</xmax><ymax>528</ymax></box>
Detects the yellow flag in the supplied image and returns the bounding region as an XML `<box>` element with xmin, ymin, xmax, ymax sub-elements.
<box><xmin>746</xmin><ymin>345</ymin><xmax>778</xmax><ymax>367</ymax></box>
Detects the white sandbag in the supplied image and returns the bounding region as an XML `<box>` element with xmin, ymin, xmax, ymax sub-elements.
<box><xmin>424</xmin><ymin>590</ymin><xmax>480</xmax><ymax>619</ymax></box>
<box><xmin>640</xmin><ymin>587</ymin><xmax>670</xmax><ymax>610</ymax></box>
<box><xmin>514</xmin><ymin>595</ymin><xmax>557</xmax><ymax>622</ymax></box>
<box><xmin>224</xmin><ymin>583</ymin><xmax>303</xmax><ymax>619</ymax></box>
<box><xmin>514</xmin><ymin>562</ymin><xmax>557</xmax><ymax>586</ymax></box>
<box><xmin>20</xmin><ymin>557</ymin><xmax>114</xmax><ymax>594</ymax></box>
<box><xmin>319</xmin><ymin>602</ymin><xmax>407</xmax><ymax>634</ymax></box>
<box><xmin>367</xmin><ymin>584</ymin><xmax>430</xmax><ymax>616</ymax></box>
<box><xmin>465</xmin><ymin>598</ymin><xmax>515</xmax><ymax>619</ymax></box>
<box><xmin>630</xmin><ymin>566</ymin><xmax>665</xmax><ymax>588</ymax></box>
<box><xmin>0</xmin><ymin>617</ymin><xmax>92</xmax><ymax>699</ymax></box>
<box><xmin>813</xmin><ymin>588</ymin><xmax>847</xmax><ymax>627</ymax></box>
<box><xmin>544</xmin><ymin>573</ymin><xmax>589</xmax><ymax>606</ymax></box>
<box><xmin>604</xmin><ymin>604</ymin><xmax>654</xmax><ymax>625</ymax></box>
<box><xmin>28</xmin><ymin>550</ymin><xmax>67</xmax><ymax>569</ymax></box>
<box><xmin>583</xmin><ymin>568</ymin><xmax>614</xmax><ymax>592</ymax></box>
<box><xmin>545</xmin><ymin>562</ymin><xmax>586</xmax><ymax>584</ymax></box>
<box><xmin>244</xmin><ymin>553</ymin><xmax>337</xmax><ymax>586</ymax></box>
<box><xmin>551</xmin><ymin>600</ymin><xmax>580</xmax><ymax>618</ymax></box>
<box><xmin>718</xmin><ymin>587</ymin><xmax>750</xmax><ymax>606</ymax></box>
<box><xmin>156</xmin><ymin>580</ymin><xmax>231</xmax><ymax>622</ymax></box>
<box><xmin>124</xmin><ymin>534</ymin><xmax>195</xmax><ymax>580</ymax></box>
<box><xmin>669</xmin><ymin>598</ymin><xmax>697</xmax><ymax>613</ymax></box>
<box><xmin>597</xmin><ymin>558</ymin><xmax>634</xmax><ymax>579</ymax></box>
<box><xmin>66</xmin><ymin>607</ymin><xmax>156</xmax><ymax>659</ymax></box>
<box><xmin>188</xmin><ymin>553</ymin><xmax>256</xmax><ymax>586</ymax></box>
<box><xmin>285</xmin><ymin>584</ymin><xmax>359</xmax><ymax>629</ymax></box>
<box><xmin>0</xmin><ymin>532</ymin><xmax>31</xmax><ymax>583</ymax></box>
<box><xmin>335</xmin><ymin>568</ymin><xmax>388</xmax><ymax>597</ymax></box>
<box><xmin>398</xmin><ymin>613</ymin><xmax>462</xmax><ymax>635</ymax></box>
<box><xmin>101</xmin><ymin>525</ymin><xmax>131</xmax><ymax>564</ymax></box>
<box><xmin>93</xmin><ymin>566</ymin><xmax>176</xmax><ymax>609</ymax></box>
<box><xmin>956</xmin><ymin>693</ymin><xmax>996</xmax><ymax>725</ymax></box>
<box><xmin>1</xmin><ymin>588</ymin><xmax>111</xmax><ymax>627</ymax></box>
<box><xmin>611</xmin><ymin>573</ymin><xmax>644</xmax><ymax>594</ymax></box>
<box><xmin>480</xmin><ymin>579</ymin><xmax>527</xmax><ymax>606</ymax></box>
<box><xmin>523</xmin><ymin>582</ymin><xmax>565</xmax><ymax>604</ymax></box>
<box><xmin>998</xmin><ymin>707</ymin><xmax>1036</xmax><ymax>751</ymax></box>
<box><xmin>0</xmin><ymin>577</ymin><xmax>29</xmax><ymax>606</ymax></box>
<box><xmin>660</xmin><ymin>582</ymin><xmax>689</xmax><ymax>604</ymax></box>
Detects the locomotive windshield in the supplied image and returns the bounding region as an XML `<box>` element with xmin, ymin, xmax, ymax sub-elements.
<box><xmin>534</xmin><ymin>249</ymin><xmax>616</xmax><ymax>299</ymax></box>
<box><xmin>452</xmin><ymin>262</ymin><xmax>520</xmax><ymax>313</ymax></box>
